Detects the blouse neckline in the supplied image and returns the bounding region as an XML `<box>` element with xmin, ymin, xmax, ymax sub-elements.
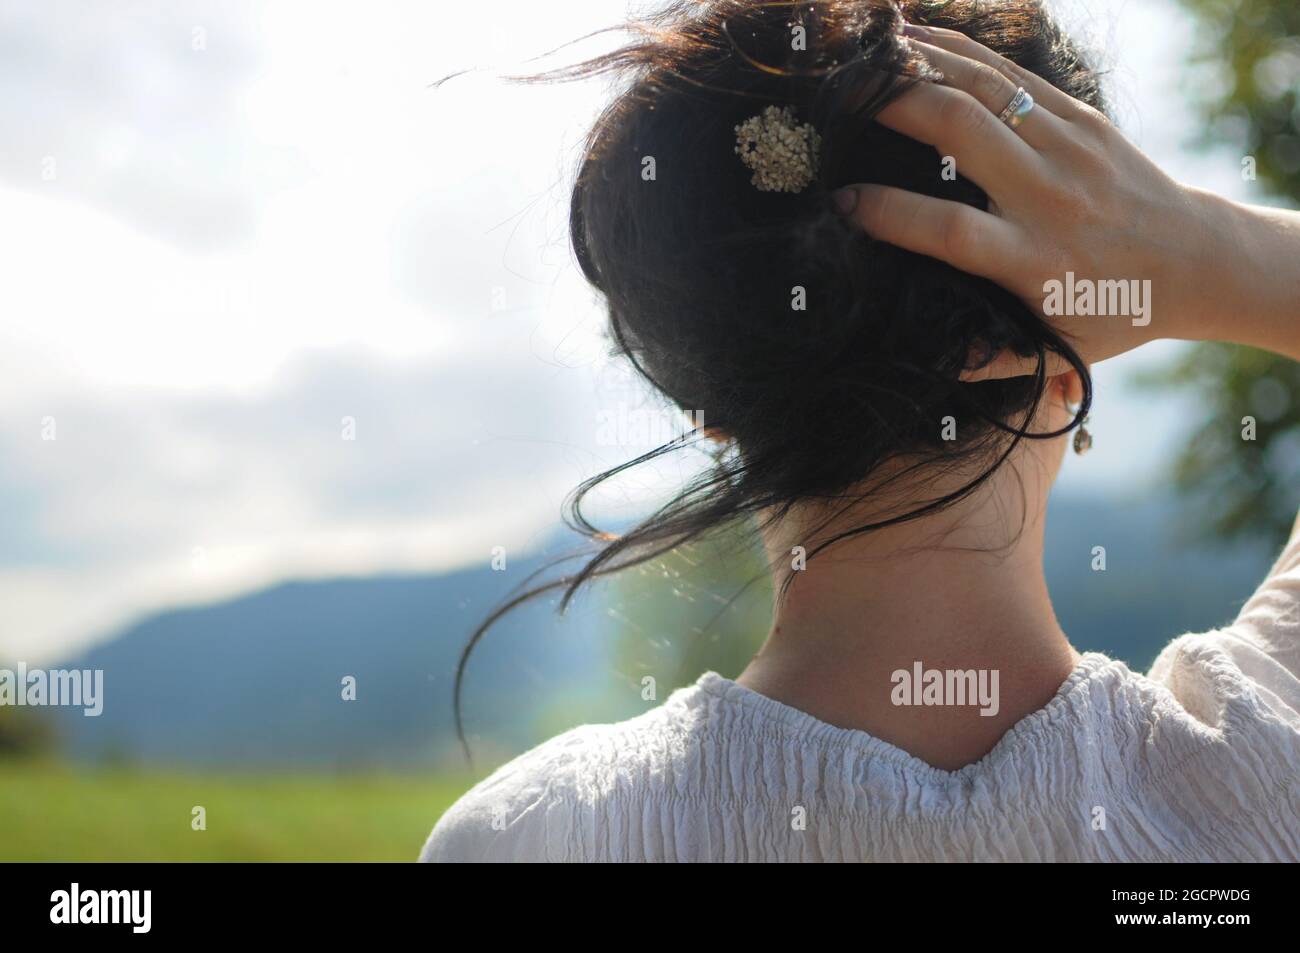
<box><xmin>691</xmin><ymin>651</ymin><xmax>1124</xmax><ymax>786</ymax></box>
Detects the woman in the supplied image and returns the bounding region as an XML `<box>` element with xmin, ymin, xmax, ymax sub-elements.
<box><xmin>423</xmin><ymin>0</ymin><xmax>1300</xmax><ymax>861</ymax></box>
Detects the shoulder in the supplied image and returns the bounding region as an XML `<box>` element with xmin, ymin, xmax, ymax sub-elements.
<box><xmin>419</xmin><ymin>682</ymin><xmax>715</xmax><ymax>863</ymax></box>
<box><xmin>418</xmin><ymin>725</ymin><xmax>599</xmax><ymax>863</ymax></box>
<box><xmin>1146</xmin><ymin>529</ymin><xmax>1300</xmax><ymax>738</ymax></box>
<box><xmin>1149</xmin><ymin>629</ymin><xmax>1300</xmax><ymax>730</ymax></box>
<box><xmin>1146</xmin><ymin>628</ymin><xmax>1300</xmax><ymax>798</ymax></box>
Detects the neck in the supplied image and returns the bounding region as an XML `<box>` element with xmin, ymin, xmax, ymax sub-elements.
<box><xmin>738</xmin><ymin>470</ymin><xmax>1079</xmax><ymax>771</ymax></box>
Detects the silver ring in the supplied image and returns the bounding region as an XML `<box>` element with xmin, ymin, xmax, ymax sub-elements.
<box><xmin>997</xmin><ymin>86</ymin><xmax>1035</xmax><ymax>129</ymax></box>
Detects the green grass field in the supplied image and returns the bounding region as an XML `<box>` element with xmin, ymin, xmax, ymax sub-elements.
<box><xmin>0</xmin><ymin>760</ymin><xmax>472</xmax><ymax>861</ymax></box>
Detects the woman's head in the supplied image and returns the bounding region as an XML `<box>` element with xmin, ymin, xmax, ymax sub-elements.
<box><xmin>569</xmin><ymin>0</ymin><xmax>1098</xmax><ymax>555</ymax></box>
<box><xmin>457</xmin><ymin>0</ymin><xmax>1104</xmax><ymax>746</ymax></box>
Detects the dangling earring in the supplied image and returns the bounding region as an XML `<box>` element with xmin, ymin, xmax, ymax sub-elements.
<box><xmin>1072</xmin><ymin>413</ymin><xmax>1093</xmax><ymax>456</ymax></box>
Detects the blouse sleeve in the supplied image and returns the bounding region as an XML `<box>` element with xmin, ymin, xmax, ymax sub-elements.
<box><xmin>1147</xmin><ymin>528</ymin><xmax>1300</xmax><ymax>733</ymax></box>
<box><xmin>418</xmin><ymin>728</ymin><xmax>594</xmax><ymax>863</ymax></box>
<box><xmin>1226</xmin><ymin>529</ymin><xmax>1300</xmax><ymax>680</ymax></box>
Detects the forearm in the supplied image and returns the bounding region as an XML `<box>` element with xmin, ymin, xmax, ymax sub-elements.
<box><xmin>1196</xmin><ymin>193</ymin><xmax>1300</xmax><ymax>547</ymax></box>
<box><xmin>1178</xmin><ymin>189</ymin><xmax>1300</xmax><ymax>361</ymax></box>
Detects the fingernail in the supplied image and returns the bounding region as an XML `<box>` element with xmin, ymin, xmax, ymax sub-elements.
<box><xmin>832</xmin><ymin>187</ymin><xmax>858</xmax><ymax>215</ymax></box>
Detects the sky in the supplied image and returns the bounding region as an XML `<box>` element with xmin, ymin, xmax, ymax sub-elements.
<box><xmin>0</xmin><ymin>0</ymin><xmax>1268</xmax><ymax>663</ymax></box>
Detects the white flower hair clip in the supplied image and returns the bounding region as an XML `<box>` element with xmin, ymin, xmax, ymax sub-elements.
<box><xmin>733</xmin><ymin>104</ymin><xmax>822</xmax><ymax>194</ymax></box>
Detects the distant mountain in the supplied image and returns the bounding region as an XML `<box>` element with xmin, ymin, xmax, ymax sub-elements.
<box><xmin>46</xmin><ymin>495</ymin><xmax>1278</xmax><ymax>770</ymax></box>
<box><xmin>51</xmin><ymin>542</ymin><xmax>614</xmax><ymax>770</ymax></box>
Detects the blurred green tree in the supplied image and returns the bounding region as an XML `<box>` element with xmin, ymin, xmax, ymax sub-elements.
<box><xmin>0</xmin><ymin>704</ymin><xmax>58</xmax><ymax>760</ymax></box>
<box><xmin>1149</xmin><ymin>0</ymin><xmax>1300</xmax><ymax>549</ymax></box>
<box><xmin>610</xmin><ymin>522</ymin><xmax>772</xmax><ymax>689</ymax></box>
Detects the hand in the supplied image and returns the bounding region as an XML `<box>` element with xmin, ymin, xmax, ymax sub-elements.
<box><xmin>834</xmin><ymin>24</ymin><xmax>1233</xmax><ymax>380</ymax></box>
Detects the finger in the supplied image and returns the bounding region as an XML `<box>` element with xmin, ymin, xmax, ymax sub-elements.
<box><xmin>876</xmin><ymin>82</ymin><xmax>1047</xmax><ymax>201</ymax></box>
<box><xmin>907</xmin><ymin>39</ymin><xmax>1070</xmax><ymax>152</ymax></box>
<box><xmin>837</xmin><ymin>183</ymin><xmax>1021</xmax><ymax>280</ymax></box>
<box><xmin>904</xmin><ymin>23</ymin><xmax>1093</xmax><ymax>121</ymax></box>
<box><xmin>959</xmin><ymin>349</ymin><xmax>1071</xmax><ymax>382</ymax></box>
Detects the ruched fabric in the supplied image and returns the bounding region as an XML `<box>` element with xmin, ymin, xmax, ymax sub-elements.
<box><xmin>422</xmin><ymin>537</ymin><xmax>1300</xmax><ymax>862</ymax></box>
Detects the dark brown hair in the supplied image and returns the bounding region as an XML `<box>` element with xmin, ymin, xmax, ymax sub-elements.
<box><xmin>455</xmin><ymin>0</ymin><xmax>1103</xmax><ymax>755</ymax></box>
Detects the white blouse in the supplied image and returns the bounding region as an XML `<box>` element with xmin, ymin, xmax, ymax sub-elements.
<box><xmin>421</xmin><ymin>535</ymin><xmax>1300</xmax><ymax>862</ymax></box>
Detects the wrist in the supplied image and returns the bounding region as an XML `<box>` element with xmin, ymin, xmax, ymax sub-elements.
<box><xmin>1167</xmin><ymin>185</ymin><xmax>1247</xmax><ymax>345</ymax></box>
<box><xmin>1176</xmin><ymin>188</ymin><xmax>1300</xmax><ymax>357</ymax></box>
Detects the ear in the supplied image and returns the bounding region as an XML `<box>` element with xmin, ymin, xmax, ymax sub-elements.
<box><xmin>1053</xmin><ymin>369</ymin><xmax>1084</xmax><ymax>407</ymax></box>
